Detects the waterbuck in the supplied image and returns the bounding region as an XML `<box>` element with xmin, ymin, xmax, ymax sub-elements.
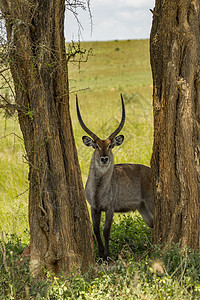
<box><xmin>76</xmin><ymin>94</ymin><xmax>153</xmax><ymax>261</ymax></box>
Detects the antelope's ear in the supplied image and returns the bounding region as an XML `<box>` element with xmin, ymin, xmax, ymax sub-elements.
<box><xmin>112</xmin><ymin>135</ymin><xmax>124</xmax><ymax>148</ymax></box>
<box><xmin>82</xmin><ymin>136</ymin><xmax>95</xmax><ymax>148</ymax></box>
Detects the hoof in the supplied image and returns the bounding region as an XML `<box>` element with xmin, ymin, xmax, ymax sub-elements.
<box><xmin>98</xmin><ymin>255</ymin><xmax>113</xmax><ymax>264</ymax></box>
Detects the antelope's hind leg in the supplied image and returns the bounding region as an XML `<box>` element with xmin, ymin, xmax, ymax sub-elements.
<box><xmin>138</xmin><ymin>201</ymin><xmax>153</xmax><ymax>228</ymax></box>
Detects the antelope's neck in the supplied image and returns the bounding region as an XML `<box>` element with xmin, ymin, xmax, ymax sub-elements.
<box><xmin>85</xmin><ymin>156</ymin><xmax>114</xmax><ymax>209</ymax></box>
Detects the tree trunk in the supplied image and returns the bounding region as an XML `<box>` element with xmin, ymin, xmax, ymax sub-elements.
<box><xmin>1</xmin><ymin>0</ymin><xmax>94</xmax><ymax>275</ymax></box>
<box><xmin>150</xmin><ymin>0</ymin><xmax>200</xmax><ymax>249</ymax></box>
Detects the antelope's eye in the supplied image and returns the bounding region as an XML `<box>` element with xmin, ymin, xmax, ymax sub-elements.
<box><xmin>96</xmin><ymin>144</ymin><xmax>100</xmax><ymax>150</ymax></box>
<box><xmin>108</xmin><ymin>144</ymin><xmax>112</xmax><ymax>149</ymax></box>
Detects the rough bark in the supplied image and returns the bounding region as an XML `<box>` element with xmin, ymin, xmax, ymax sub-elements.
<box><xmin>150</xmin><ymin>0</ymin><xmax>200</xmax><ymax>249</ymax></box>
<box><xmin>1</xmin><ymin>0</ymin><xmax>94</xmax><ymax>275</ymax></box>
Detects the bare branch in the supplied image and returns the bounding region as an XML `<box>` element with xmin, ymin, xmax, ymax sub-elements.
<box><xmin>0</xmin><ymin>67</ymin><xmax>10</xmax><ymax>74</ymax></box>
<box><xmin>67</xmin><ymin>40</ymin><xmax>93</xmax><ymax>71</ymax></box>
<box><xmin>66</xmin><ymin>0</ymin><xmax>93</xmax><ymax>39</ymax></box>
<box><xmin>15</xmin><ymin>189</ymin><xmax>29</xmax><ymax>198</ymax></box>
<box><xmin>0</xmin><ymin>72</ymin><xmax>15</xmax><ymax>98</ymax></box>
<box><xmin>0</xmin><ymin>132</ymin><xmax>24</xmax><ymax>141</ymax></box>
<box><xmin>87</xmin><ymin>0</ymin><xmax>93</xmax><ymax>37</ymax></box>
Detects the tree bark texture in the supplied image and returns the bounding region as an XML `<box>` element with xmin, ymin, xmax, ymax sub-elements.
<box><xmin>1</xmin><ymin>0</ymin><xmax>94</xmax><ymax>275</ymax></box>
<box><xmin>150</xmin><ymin>0</ymin><xmax>200</xmax><ymax>250</ymax></box>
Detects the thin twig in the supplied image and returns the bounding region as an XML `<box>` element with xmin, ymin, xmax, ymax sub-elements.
<box><xmin>0</xmin><ymin>132</ymin><xmax>24</xmax><ymax>141</ymax></box>
<box><xmin>0</xmin><ymin>67</ymin><xmax>10</xmax><ymax>74</ymax></box>
<box><xmin>15</xmin><ymin>189</ymin><xmax>29</xmax><ymax>199</ymax></box>
<box><xmin>0</xmin><ymin>72</ymin><xmax>15</xmax><ymax>98</ymax></box>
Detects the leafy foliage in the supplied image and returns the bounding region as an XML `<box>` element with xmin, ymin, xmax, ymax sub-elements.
<box><xmin>0</xmin><ymin>219</ymin><xmax>200</xmax><ymax>299</ymax></box>
<box><xmin>0</xmin><ymin>234</ymin><xmax>47</xmax><ymax>299</ymax></box>
<box><xmin>93</xmin><ymin>214</ymin><xmax>152</xmax><ymax>260</ymax></box>
<box><xmin>153</xmin><ymin>244</ymin><xmax>200</xmax><ymax>289</ymax></box>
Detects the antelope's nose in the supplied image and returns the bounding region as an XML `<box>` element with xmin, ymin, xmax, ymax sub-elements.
<box><xmin>100</xmin><ymin>156</ymin><xmax>109</xmax><ymax>164</ymax></box>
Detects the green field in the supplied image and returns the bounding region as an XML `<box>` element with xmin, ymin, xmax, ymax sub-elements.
<box><xmin>1</xmin><ymin>40</ymin><xmax>199</xmax><ymax>299</ymax></box>
<box><xmin>69</xmin><ymin>39</ymin><xmax>153</xmax><ymax>184</ymax></box>
<box><xmin>0</xmin><ymin>39</ymin><xmax>153</xmax><ymax>238</ymax></box>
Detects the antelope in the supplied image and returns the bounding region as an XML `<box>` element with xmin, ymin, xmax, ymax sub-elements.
<box><xmin>76</xmin><ymin>94</ymin><xmax>153</xmax><ymax>261</ymax></box>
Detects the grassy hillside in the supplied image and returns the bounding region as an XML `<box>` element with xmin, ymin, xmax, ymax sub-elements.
<box><xmin>69</xmin><ymin>39</ymin><xmax>153</xmax><ymax>184</ymax></box>
<box><xmin>0</xmin><ymin>39</ymin><xmax>153</xmax><ymax>238</ymax></box>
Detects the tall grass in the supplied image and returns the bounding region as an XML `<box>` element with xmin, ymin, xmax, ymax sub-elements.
<box><xmin>0</xmin><ymin>39</ymin><xmax>200</xmax><ymax>300</ymax></box>
<box><xmin>0</xmin><ymin>39</ymin><xmax>153</xmax><ymax>237</ymax></box>
<box><xmin>0</xmin><ymin>116</ymin><xmax>28</xmax><ymax>240</ymax></box>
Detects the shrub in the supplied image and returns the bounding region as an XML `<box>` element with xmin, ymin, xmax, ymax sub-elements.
<box><xmin>93</xmin><ymin>213</ymin><xmax>152</xmax><ymax>261</ymax></box>
<box><xmin>0</xmin><ymin>233</ymin><xmax>47</xmax><ymax>299</ymax></box>
<box><xmin>0</xmin><ymin>218</ymin><xmax>200</xmax><ymax>299</ymax></box>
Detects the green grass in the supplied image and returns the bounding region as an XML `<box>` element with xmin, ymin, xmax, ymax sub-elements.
<box><xmin>1</xmin><ymin>39</ymin><xmax>198</xmax><ymax>299</ymax></box>
<box><xmin>69</xmin><ymin>39</ymin><xmax>153</xmax><ymax>184</ymax></box>
<box><xmin>0</xmin><ymin>39</ymin><xmax>153</xmax><ymax>238</ymax></box>
<box><xmin>0</xmin><ymin>222</ymin><xmax>200</xmax><ymax>299</ymax></box>
<box><xmin>0</xmin><ymin>116</ymin><xmax>29</xmax><ymax>240</ymax></box>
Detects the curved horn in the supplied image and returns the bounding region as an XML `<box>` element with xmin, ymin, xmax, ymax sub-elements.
<box><xmin>76</xmin><ymin>95</ymin><xmax>99</xmax><ymax>141</ymax></box>
<box><xmin>108</xmin><ymin>94</ymin><xmax>125</xmax><ymax>141</ymax></box>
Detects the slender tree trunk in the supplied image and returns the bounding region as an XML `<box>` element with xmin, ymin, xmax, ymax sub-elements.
<box><xmin>1</xmin><ymin>0</ymin><xmax>94</xmax><ymax>275</ymax></box>
<box><xmin>150</xmin><ymin>0</ymin><xmax>200</xmax><ymax>249</ymax></box>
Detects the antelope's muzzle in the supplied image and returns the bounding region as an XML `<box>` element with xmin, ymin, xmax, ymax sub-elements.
<box><xmin>100</xmin><ymin>156</ymin><xmax>109</xmax><ymax>165</ymax></box>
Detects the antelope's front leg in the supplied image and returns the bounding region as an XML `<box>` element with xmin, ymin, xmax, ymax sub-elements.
<box><xmin>91</xmin><ymin>207</ymin><xmax>105</xmax><ymax>258</ymax></box>
<box><xmin>103</xmin><ymin>210</ymin><xmax>114</xmax><ymax>261</ymax></box>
